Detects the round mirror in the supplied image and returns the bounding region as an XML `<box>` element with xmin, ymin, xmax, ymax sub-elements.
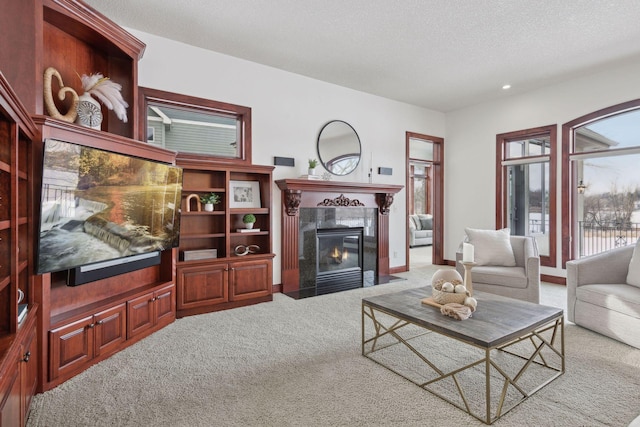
<box><xmin>317</xmin><ymin>120</ymin><xmax>361</xmax><ymax>175</ymax></box>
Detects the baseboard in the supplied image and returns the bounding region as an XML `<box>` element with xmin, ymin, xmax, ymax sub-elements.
<box><xmin>389</xmin><ymin>265</ymin><xmax>408</xmax><ymax>274</ymax></box>
<box><xmin>541</xmin><ymin>274</ymin><xmax>566</xmax><ymax>285</ymax></box>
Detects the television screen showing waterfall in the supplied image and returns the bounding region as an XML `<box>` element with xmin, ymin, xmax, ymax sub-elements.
<box><xmin>36</xmin><ymin>138</ymin><xmax>183</xmax><ymax>275</ymax></box>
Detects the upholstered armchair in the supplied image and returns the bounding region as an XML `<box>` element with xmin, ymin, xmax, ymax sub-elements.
<box><xmin>456</xmin><ymin>229</ymin><xmax>540</xmax><ymax>303</ymax></box>
<box><xmin>566</xmin><ymin>244</ymin><xmax>640</xmax><ymax>349</ymax></box>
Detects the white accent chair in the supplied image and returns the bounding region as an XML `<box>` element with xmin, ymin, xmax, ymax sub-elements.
<box><xmin>456</xmin><ymin>234</ymin><xmax>540</xmax><ymax>303</ymax></box>
<box><xmin>566</xmin><ymin>245</ymin><xmax>640</xmax><ymax>349</ymax></box>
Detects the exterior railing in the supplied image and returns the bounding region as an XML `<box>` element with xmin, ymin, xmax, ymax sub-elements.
<box><xmin>578</xmin><ymin>221</ymin><xmax>640</xmax><ymax>257</ymax></box>
<box><xmin>529</xmin><ymin>218</ymin><xmax>545</xmax><ymax>234</ymax></box>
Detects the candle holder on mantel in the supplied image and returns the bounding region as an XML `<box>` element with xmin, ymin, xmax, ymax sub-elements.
<box><xmin>460</xmin><ymin>261</ymin><xmax>477</xmax><ymax>296</ymax></box>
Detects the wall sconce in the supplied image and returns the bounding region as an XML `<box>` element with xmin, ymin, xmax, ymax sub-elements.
<box><xmin>577</xmin><ymin>180</ymin><xmax>586</xmax><ymax>194</ymax></box>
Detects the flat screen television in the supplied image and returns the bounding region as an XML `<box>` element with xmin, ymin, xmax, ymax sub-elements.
<box><xmin>36</xmin><ymin>138</ymin><xmax>183</xmax><ymax>284</ymax></box>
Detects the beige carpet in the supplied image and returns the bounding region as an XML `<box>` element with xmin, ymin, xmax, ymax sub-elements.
<box><xmin>28</xmin><ymin>266</ymin><xmax>640</xmax><ymax>427</ymax></box>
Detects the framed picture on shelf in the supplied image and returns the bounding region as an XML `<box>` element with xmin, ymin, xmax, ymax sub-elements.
<box><xmin>229</xmin><ymin>180</ymin><xmax>261</xmax><ymax>208</ymax></box>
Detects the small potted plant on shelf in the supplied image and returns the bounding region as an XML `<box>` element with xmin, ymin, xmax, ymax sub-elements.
<box><xmin>308</xmin><ymin>158</ymin><xmax>318</xmax><ymax>175</ymax></box>
<box><xmin>242</xmin><ymin>213</ymin><xmax>256</xmax><ymax>229</ymax></box>
<box><xmin>200</xmin><ymin>192</ymin><xmax>221</xmax><ymax>212</ymax></box>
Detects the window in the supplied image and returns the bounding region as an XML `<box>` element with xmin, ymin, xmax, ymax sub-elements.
<box><xmin>497</xmin><ymin>125</ymin><xmax>556</xmax><ymax>267</ymax></box>
<box><xmin>409</xmin><ymin>162</ymin><xmax>429</xmax><ymax>214</ymax></box>
<box><xmin>140</xmin><ymin>87</ymin><xmax>252</xmax><ymax>165</ymax></box>
<box><xmin>563</xmin><ymin>102</ymin><xmax>640</xmax><ymax>263</ymax></box>
<box><xmin>408</xmin><ymin>137</ymin><xmax>433</xmax><ymax>215</ymax></box>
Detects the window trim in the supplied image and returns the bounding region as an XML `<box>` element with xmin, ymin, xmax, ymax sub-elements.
<box><xmin>496</xmin><ymin>125</ymin><xmax>557</xmax><ymax>267</ymax></box>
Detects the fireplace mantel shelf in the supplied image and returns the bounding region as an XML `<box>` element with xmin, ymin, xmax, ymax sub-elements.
<box><xmin>275</xmin><ymin>179</ymin><xmax>403</xmax><ymax>195</ymax></box>
<box><xmin>276</xmin><ymin>179</ymin><xmax>403</xmax><ymax>216</ymax></box>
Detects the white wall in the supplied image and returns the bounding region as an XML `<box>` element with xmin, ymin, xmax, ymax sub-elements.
<box><xmin>129</xmin><ymin>29</ymin><xmax>445</xmax><ymax>284</ymax></box>
<box><xmin>445</xmin><ymin>60</ymin><xmax>640</xmax><ymax>277</ymax></box>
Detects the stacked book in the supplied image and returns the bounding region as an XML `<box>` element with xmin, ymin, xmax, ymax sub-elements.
<box><xmin>236</xmin><ymin>228</ymin><xmax>261</xmax><ymax>233</ymax></box>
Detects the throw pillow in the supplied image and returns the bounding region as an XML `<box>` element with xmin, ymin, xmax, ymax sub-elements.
<box><xmin>417</xmin><ymin>214</ymin><xmax>433</xmax><ymax>230</ymax></box>
<box><xmin>626</xmin><ymin>238</ymin><xmax>640</xmax><ymax>287</ymax></box>
<box><xmin>464</xmin><ymin>227</ymin><xmax>516</xmax><ymax>266</ymax></box>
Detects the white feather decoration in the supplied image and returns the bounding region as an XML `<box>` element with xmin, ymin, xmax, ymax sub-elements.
<box><xmin>80</xmin><ymin>73</ymin><xmax>129</xmax><ymax>123</ymax></box>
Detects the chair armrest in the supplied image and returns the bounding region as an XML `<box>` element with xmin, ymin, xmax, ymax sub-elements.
<box><xmin>521</xmin><ymin>236</ymin><xmax>539</xmax><ymax>275</ymax></box>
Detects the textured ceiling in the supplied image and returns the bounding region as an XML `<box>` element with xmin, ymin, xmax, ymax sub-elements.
<box><xmin>84</xmin><ymin>0</ymin><xmax>640</xmax><ymax>112</ymax></box>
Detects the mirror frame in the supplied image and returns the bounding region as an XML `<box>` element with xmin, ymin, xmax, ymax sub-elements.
<box><xmin>139</xmin><ymin>87</ymin><xmax>252</xmax><ymax>165</ymax></box>
<box><xmin>317</xmin><ymin>120</ymin><xmax>361</xmax><ymax>176</ymax></box>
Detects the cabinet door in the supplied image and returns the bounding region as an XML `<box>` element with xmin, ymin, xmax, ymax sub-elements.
<box><xmin>94</xmin><ymin>303</ymin><xmax>126</xmax><ymax>358</ymax></box>
<box><xmin>49</xmin><ymin>316</ymin><xmax>94</xmax><ymax>381</ymax></box>
<box><xmin>21</xmin><ymin>326</ymin><xmax>38</xmax><ymax>421</ymax></box>
<box><xmin>229</xmin><ymin>259</ymin><xmax>272</xmax><ymax>302</ymax></box>
<box><xmin>127</xmin><ymin>292</ymin><xmax>155</xmax><ymax>339</ymax></box>
<box><xmin>0</xmin><ymin>360</ymin><xmax>20</xmax><ymax>427</ymax></box>
<box><xmin>177</xmin><ymin>264</ymin><xmax>228</xmax><ymax>309</ymax></box>
<box><xmin>154</xmin><ymin>285</ymin><xmax>175</xmax><ymax>329</ymax></box>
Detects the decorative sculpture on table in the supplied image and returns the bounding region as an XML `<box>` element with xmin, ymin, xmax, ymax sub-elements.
<box><xmin>428</xmin><ymin>269</ymin><xmax>478</xmax><ymax>320</ymax></box>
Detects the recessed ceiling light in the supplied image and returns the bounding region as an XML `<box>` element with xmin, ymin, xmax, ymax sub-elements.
<box><xmin>502</xmin><ymin>84</ymin><xmax>511</xmax><ymax>90</ymax></box>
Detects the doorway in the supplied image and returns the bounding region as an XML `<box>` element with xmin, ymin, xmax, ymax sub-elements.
<box><xmin>406</xmin><ymin>132</ymin><xmax>444</xmax><ymax>269</ymax></box>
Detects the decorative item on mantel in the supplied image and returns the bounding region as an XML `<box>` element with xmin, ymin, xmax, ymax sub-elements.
<box><xmin>300</xmin><ymin>158</ymin><xmax>322</xmax><ymax>180</ymax></box>
<box><xmin>422</xmin><ymin>269</ymin><xmax>477</xmax><ymax>320</ymax></box>
<box><xmin>43</xmin><ymin>67</ymin><xmax>79</xmax><ymax>123</ymax></box>
<box><xmin>308</xmin><ymin>158</ymin><xmax>318</xmax><ymax>175</ymax></box>
<box><xmin>75</xmin><ymin>72</ymin><xmax>129</xmax><ymax>130</ymax></box>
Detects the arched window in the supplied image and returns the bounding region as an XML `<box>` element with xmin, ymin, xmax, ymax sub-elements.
<box><xmin>562</xmin><ymin>100</ymin><xmax>640</xmax><ymax>266</ymax></box>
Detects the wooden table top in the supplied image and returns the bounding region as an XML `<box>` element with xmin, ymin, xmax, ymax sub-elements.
<box><xmin>362</xmin><ymin>287</ymin><xmax>563</xmax><ymax>348</ymax></box>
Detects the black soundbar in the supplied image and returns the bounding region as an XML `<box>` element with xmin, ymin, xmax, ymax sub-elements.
<box><xmin>67</xmin><ymin>251</ymin><xmax>161</xmax><ymax>286</ymax></box>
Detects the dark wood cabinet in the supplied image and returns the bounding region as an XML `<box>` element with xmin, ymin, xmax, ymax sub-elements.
<box><xmin>0</xmin><ymin>366</ymin><xmax>21</xmax><ymax>427</ymax></box>
<box><xmin>48</xmin><ymin>316</ymin><xmax>94</xmax><ymax>381</ymax></box>
<box><xmin>127</xmin><ymin>284</ymin><xmax>175</xmax><ymax>339</ymax></box>
<box><xmin>177</xmin><ymin>258</ymin><xmax>272</xmax><ymax>314</ymax></box>
<box><xmin>49</xmin><ymin>282</ymin><xmax>174</xmax><ymax>386</ymax></box>
<box><xmin>175</xmin><ymin>160</ymin><xmax>274</xmax><ymax>317</ymax></box>
<box><xmin>21</xmin><ymin>326</ymin><xmax>38</xmax><ymax>421</ymax></box>
<box><xmin>229</xmin><ymin>259</ymin><xmax>272</xmax><ymax>302</ymax></box>
<box><xmin>0</xmin><ymin>311</ymin><xmax>38</xmax><ymax>427</ymax></box>
<box><xmin>19</xmin><ymin>1</ymin><xmax>181</xmax><ymax>391</ymax></box>
<box><xmin>94</xmin><ymin>304</ymin><xmax>127</xmax><ymax>358</ymax></box>
<box><xmin>0</xmin><ymin>0</ymin><xmax>276</xmax><ymax>403</ymax></box>
<box><xmin>49</xmin><ymin>303</ymin><xmax>127</xmax><ymax>383</ymax></box>
<box><xmin>0</xmin><ymin>72</ymin><xmax>38</xmax><ymax>426</ymax></box>
<box><xmin>177</xmin><ymin>264</ymin><xmax>229</xmax><ymax>310</ymax></box>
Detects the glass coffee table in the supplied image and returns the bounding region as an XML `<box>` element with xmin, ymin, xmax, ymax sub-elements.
<box><xmin>362</xmin><ymin>287</ymin><xmax>564</xmax><ymax>424</ymax></box>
